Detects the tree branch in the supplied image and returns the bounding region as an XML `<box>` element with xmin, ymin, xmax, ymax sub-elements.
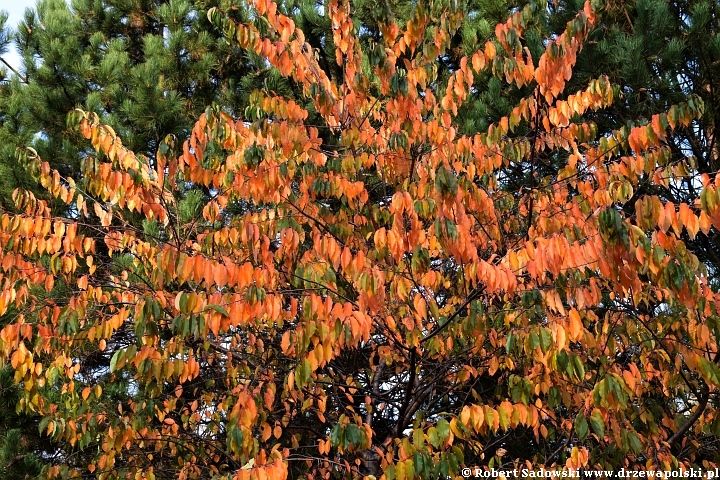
<box><xmin>420</xmin><ymin>286</ymin><xmax>484</xmax><ymax>345</ymax></box>
<box><xmin>394</xmin><ymin>349</ymin><xmax>417</xmax><ymax>437</ymax></box>
<box><xmin>0</xmin><ymin>56</ymin><xmax>28</xmax><ymax>83</ymax></box>
<box><xmin>666</xmin><ymin>382</ymin><xmax>709</xmax><ymax>450</ymax></box>
<box><xmin>365</xmin><ymin>359</ymin><xmax>385</xmax><ymax>427</ymax></box>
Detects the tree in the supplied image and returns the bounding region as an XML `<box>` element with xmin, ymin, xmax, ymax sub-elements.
<box><xmin>0</xmin><ymin>367</ymin><xmax>46</xmax><ymax>480</ymax></box>
<box><xmin>1</xmin><ymin>0</ymin><xmax>720</xmax><ymax>479</ymax></box>
<box><xmin>0</xmin><ymin>0</ymin><xmax>307</xmax><ymax>474</ymax></box>
<box><xmin>568</xmin><ymin>0</ymin><xmax>720</xmax><ymax>289</ymax></box>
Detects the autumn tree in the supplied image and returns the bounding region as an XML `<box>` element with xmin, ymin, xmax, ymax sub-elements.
<box><xmin>2</xmin><ymin>0</ymin><xmax>720</xmax><ymax>479</ymax></box>
<box><xmin>0</xmin><ymin>0</ymin><xmax>336</xmax><ymax>472</ymax></box>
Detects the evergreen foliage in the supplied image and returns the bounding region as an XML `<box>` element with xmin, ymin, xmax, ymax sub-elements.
<box><xmin>0</xmin><ymin>368</ymin><xmax>45</xmax><ymax>480</ymax></box>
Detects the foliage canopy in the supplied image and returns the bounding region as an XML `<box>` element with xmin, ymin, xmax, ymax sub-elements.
<box><xmin>1</xmin><ymin>0</ymin><xmax>720</xmax><ymax>478</ymax></box>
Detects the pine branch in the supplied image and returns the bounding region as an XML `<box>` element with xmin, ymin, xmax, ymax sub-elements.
<box><xmin>0</xmin><ymin>56</ymin><xmax>27</xmax><ymax>83</ymax></box>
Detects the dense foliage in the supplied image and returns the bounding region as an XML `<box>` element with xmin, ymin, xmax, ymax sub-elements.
<box><xmin>1</xmin><ymin>0</ymin><xmax>720</xmax><ymax>478</ymax></box>
<box><xmin>0</xmin><ymin>0</ymin><xmax>270</xmax><ymax>473</ymax></box>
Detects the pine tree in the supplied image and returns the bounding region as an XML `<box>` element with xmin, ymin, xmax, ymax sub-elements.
<box><xmin>573</xmin><ymin>0</ymin><xmax>720</xmax><ymax>288</ymax></box>
<box><xmin>0</xmin><ymin>368</ymin><xmax>46</xmax><ymax>480</ymax></box>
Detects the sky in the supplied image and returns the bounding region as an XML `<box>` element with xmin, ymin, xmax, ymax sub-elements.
<box><xmin>2</xmin><ymin>0</ymin><xmax>40</xmax><ymax>72</ymax></box>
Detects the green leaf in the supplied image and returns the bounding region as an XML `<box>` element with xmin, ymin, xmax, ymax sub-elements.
<box><xmin>572</xmin><ymin>355</ymin><xmax>585</xmax><ymax>381</ymax></box>
<box><xmin>628</xmin><ymin>431</ymin><xmax>642</xmax><ymax>454</ymax></box>
<box><xmin>428</xmin><ymin>427</ymin><xmax>440</xmax><ymax>448</ymax></box>
<box><xmin>699</xmin><ymin>357</ymin><xmax>720</xmax><ymax>386</ymax></box>
<box><xmin>596</xmin><ymin>378</ymin><xmax>608</xmax><ymax>405</ymax></box>
<box><xmin>539</xmin><ymin>328</ymin><xmax>552</xmax><ymax>353</ymax></box>
<box><xmin>413</xmin><ymin>453</ymin><xmax>426</xmax><ymax>478</ymax></box>
<box><xmin>589</xmin><ymin>411</ymin><xmax>605</xmax><ymax>438</ymax></box>
<box><xmin>547</xmin><ymin>386</ymin><xmax>561</xmax><ymax>409</ymax></box>
<box><xmin>229</xmin><ymin>426</ymin><xmax>243</xmax><ymax>453</ymax></box>
<box><xmin>574</xmin><ymin>413</ymin><xmax>588</xmax><ymax>441</ymax></box>
<box><xmin>498</xmin><ymin>406</ymin><xmax>510</xmax><ymax>430</ymax></box>
<box><xmin>505</xmin><ymin>332</ymin><xmax>516</xmax><ymax>354</ymax></box>
<box><xmin>330</xmin><ymin>424</ymin><xmax>341</xmax><ymax>446</ymax></box>
<box><xmin>296</xmin><ymin>358</ymin><xmax>312</xmax><ymax>388</ymax></box>
<box><xmin>179</xmin><ymin>292</ymin><xmax>189</xmax><ymax>313</ymax></box>
<box><xmin>109</xmin><ymin>349</ymin><xmax>123</xmax><ymax>373</ymax></box>
<box><xmin>206</xmin><ymin>304</ymin><xmax>230</xmax><ymax>317</ymax></box>
<box><xmin>345</xmin><ymin>424</ymin><xmax>361</xmax><ymax>449</ymax></box>
<box><xmin>436</xmin><ymin>419</ymin><xmax>450</xmax><ymax>442</ymax></box>
<box><xmin>38</xmin><ymin>416</ymin><xmax>51</xmax><ymax>435</ymax></box>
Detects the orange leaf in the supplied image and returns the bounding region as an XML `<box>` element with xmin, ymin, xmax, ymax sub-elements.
<box><xmin>568</xmin><ymin>308</ymin><xmax>583</xmax><ymax>341</ymax></box>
